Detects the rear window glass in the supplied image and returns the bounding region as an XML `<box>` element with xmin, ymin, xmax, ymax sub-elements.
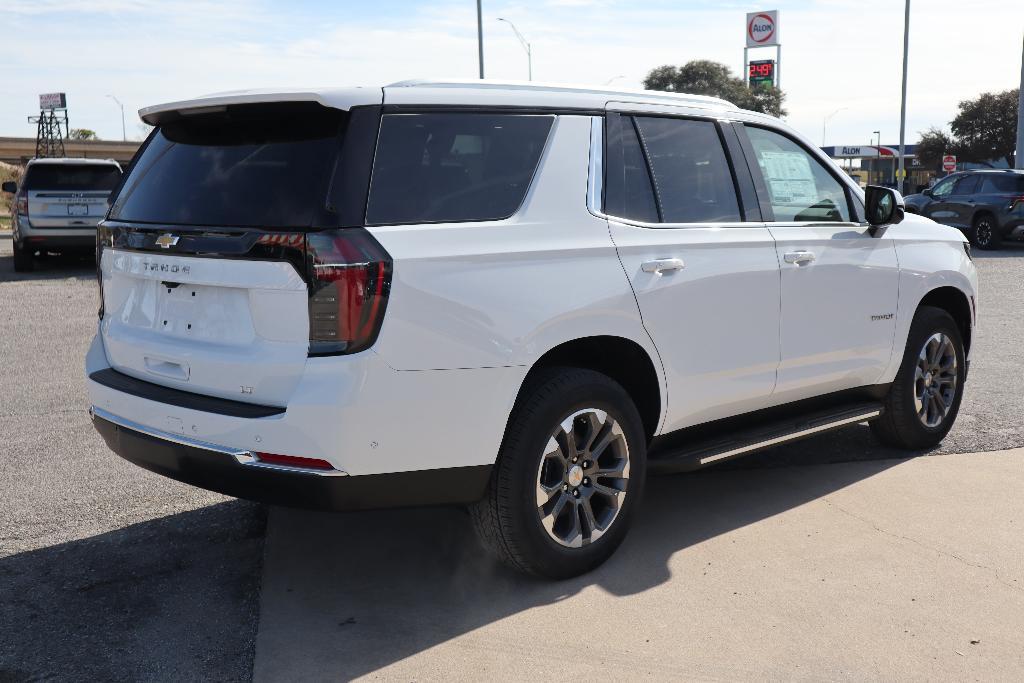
<box><xmin>109</xmin><ymin>104</ymin><xmax>345</xmax><ymax>227</ymax></box>
<box><xmin>366</xmin><ymin>113</ymin><xmax>553</xmax><ymax>225</ymax></box>
<box><xmin>979</xmin><ymin>174</ymin><xmax>1024</xmax><ymax>194</ymax></box>
<box><xmin>25</xmin><ymin>164</ymin><xmax>121</xmax><ymax>191</ymax></box>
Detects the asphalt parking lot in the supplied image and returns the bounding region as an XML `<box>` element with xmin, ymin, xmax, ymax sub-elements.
<box><xmin>2</xmin><ymin>237</ymin><xmax>1023</xmax><ymax>680</ymax></box>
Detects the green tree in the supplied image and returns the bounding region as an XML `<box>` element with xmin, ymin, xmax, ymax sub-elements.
<box><xmin>915</xmin><ymin>127</ymin><xmax>956</xmax><ymax>171</ymax></box>
<box><xmin>642</xmin><ymin>59</ymin><xmax>786</xmax><ymax>117</ymax></box>
<box><xmin>949</xmin><ymin>88</ymin><xmax>1018</xmax><ymax>166</ymax></box>
<box><xmin>68</xmin><ymin>128</ymin><xmax>98</xmax><ymax>141</ymax></box>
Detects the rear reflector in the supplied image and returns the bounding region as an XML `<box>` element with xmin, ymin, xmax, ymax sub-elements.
<box><xmin>255</xmin><ymin>452</ymin><xmax>336</xmax><ymax>471</ymax></box>
<box><xmin>306</xmin><ymin>228</ymin><xmax>392</xmax><ymax>356</ymax></box>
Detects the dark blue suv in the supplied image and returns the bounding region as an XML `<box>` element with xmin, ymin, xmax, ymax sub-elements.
<box><xmin>904</xmin><ymin>169</ymin><xmax>1024</xmax><ymax>249</ymax></box>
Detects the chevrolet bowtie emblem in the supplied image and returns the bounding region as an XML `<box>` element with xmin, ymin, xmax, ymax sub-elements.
<box><xmin>155</xmin><ymin>234</ymin><xmax>179</xmax><ymax>249</ymax></box>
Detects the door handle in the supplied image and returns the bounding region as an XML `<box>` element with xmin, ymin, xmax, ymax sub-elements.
<box><xmin>641</xmin><ymin>258</ymin><xmax>685</xmax><ymax>274</ymax></box>
<box><xmin>783</xmin><ymin>250</ymin><xmax>816</xmax><ymax>265</ymax></box>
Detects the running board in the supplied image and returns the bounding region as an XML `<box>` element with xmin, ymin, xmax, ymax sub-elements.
<box><xmin>647</xmin><ymin>402</ymin><xmax>883</xmax><ymax>474</ymax></box>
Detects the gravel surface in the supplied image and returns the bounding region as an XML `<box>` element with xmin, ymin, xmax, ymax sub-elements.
<box><xmin>0</xmin><ymin>238</ymin><xmax>1021</xmax><ymax>680</ymax></box>
<box><xmin>0</xmin><ymin>242</ymin><xmax>265</xmax><ymax>682</ymax></box>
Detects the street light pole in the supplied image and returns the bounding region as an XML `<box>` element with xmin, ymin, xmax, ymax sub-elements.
<box><xmin>897</xmin><ymin>0</ymin><xmax>911</xmax><ymax>193</ymax></box>
<box><xmin>822</xmin><ymin>107</ymin><xmax>847</xmax><ymax>147</ymax></box>
<box><xmin>477</xmin><ymin>0</ymin><xmax>485</xmax><ymax>79</ymax></box>
<box><xmin>497</xmin><ymin>17</ymin><xmax>532</xmax><ymax>81</ymax></box>
<box><xmin>874</xmin><ymin>130</ymin><xmax>881</xmax><ymax>185</ymax></box>
<box><xmin>1016</xmin><ymin>30</ymin><xmax>1024</xmax><ymax>168</ymax></box>
<box><xmin>106</xmin><ymin>94</ymin><xmax>126</xmax><ymax>142</ymax></box>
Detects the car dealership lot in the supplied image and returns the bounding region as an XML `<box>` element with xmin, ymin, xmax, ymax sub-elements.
<box><xmin>2</xmin><ymin>238</ymin><xmax>1024</xmax><ymax>680</ymax></box>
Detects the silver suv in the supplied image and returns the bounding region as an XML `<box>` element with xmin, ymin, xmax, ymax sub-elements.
<box><xmin>2</xmin><ymin>157</ymin><xmax>122</xmax><ymax>272</ymax></box>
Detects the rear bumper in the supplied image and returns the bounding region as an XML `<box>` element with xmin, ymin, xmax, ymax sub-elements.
<box><xmin>91</xmin><ymin>406</ymin><xmax>491</xmax><ymax>511</ymax></box>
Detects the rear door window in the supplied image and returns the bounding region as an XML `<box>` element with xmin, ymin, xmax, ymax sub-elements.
<box><xmin>953</xmin><ymin>175</ymin><xmax>980</xmax><ymax>195</ymax></box>
<box><xmin>365</xmin><ymin>113</ymin><xmax>553</xmax><ymax>225</ymax></box>
<box><xmin>633</xmin><ymin>116</ymin><xmax>742</xmax><ymax>223</ymax></box>
<box><xmin>24</xmin><ymin>164</ymin><xmax>121</xmax><ymax>191</ymax></box>
<box><xmin>109</xmin><ymin>103</ymin><xmax>346</xmax><ymax>228</ymax></box>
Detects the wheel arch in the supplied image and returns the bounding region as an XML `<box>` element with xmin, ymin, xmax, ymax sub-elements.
<box><xmin>514</xmin><ymin>335</ymin><xmax>664</xmax><ymax>442</ymax></box>
<box><xmin>918</xmin><ymin>285</ymin><xmax>973</xmax><ymax>355</ymax></box>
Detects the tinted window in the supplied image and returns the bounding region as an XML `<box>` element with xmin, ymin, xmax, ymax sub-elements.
<box><xmin>605</xmin><ymin>116</ymin><xmax>659</xmax><ymax>223</ymax></box>
<box><xmin>634</xmin><ymin>117</ymin><xmax>741</xmax><ymax>223</ymax></box>
<box><xmin>745</xmin><ymin>126</ymin><xmax>851</xmax><ymax>222</ymax></box>
<box><xmin>979</xmin><ymin>174</ymin><xmax>1024</xmax><ymax>194</ymax></box>
<box><xmin>110</xmin><ymin>103</ymin><xmax>345</xmax><ymax>227</ymax></box>
<box><xmin>954</xmin><ymin>175</ymin><xmax>980</xmax><ymax>195</ymax></box>
<box><xmin>25</xmin><ymin>164</ymin><xmax>121</xmax><ymax>191</ymax></box>
<box><xmin>366</xmin><ymin>113</ymin><xmax>553</xmax><ymax>225</ymax></box>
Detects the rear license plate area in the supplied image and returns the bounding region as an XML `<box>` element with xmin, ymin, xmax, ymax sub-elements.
<box><xmin>68</xmin><ymin>204</ymin><xmax>88</xmax><ymax>216</ymax></box>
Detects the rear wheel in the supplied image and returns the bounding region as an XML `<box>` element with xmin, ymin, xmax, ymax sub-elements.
<box><xmin>471</xmin><ymin>367</ymin><xmax>646</xmax><ymax>579</ymax></box>
<box><xmin>969</xmin><ymin>214</ymin><xmax>1001</xmax><ymax>250</ymax></box>
<box><xmin>12</xmin><ymin>240</ymin><xmax>33</xmax><ymax>273</ymax></box>
<box><xmin>871</xmin><ymin>306</ymin><xmax>966</xmax><ymax>449</ymax></box>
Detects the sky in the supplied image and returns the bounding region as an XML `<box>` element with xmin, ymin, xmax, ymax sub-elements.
<box><xmin>3</xmin><ymin>0</ymin><xmax>1023</xmax><ymax>147</ymax></box>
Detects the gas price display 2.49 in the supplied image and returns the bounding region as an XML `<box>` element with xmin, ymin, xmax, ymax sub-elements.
<box><xmin>748</xmin><ymin>60</ymin><xmax>775</xmax><ymax>87</ymax></box>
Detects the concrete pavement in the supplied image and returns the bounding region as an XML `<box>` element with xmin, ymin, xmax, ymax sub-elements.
<box><xmin>254</xmin><ymin>448</ymin><xmax>1024</xmax><ymax>681</ymax></box>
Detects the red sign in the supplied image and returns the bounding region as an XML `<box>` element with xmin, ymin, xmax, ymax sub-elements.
<box><xmin>747</xmin><ymin>13</ymin><xmax>776</xmax><ymax>45</ymax></box>
<box><xmin>942</xmin><ymin>154</ymin><xmax>957</xmax><ymax>173</ymax></box>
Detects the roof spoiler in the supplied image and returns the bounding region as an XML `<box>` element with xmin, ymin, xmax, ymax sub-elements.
<box><xmin>139</xmin><ymin>87</ymin><xmax>384</xmax><ymax>126</ymax></box>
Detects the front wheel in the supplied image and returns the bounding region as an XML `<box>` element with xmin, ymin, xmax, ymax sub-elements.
<box><xmin>471</xmin><ymin>367</ymin><xmax>647</xmax><ymax>579</ymax></box>
<box><xmin>969</xmin><ymin>214</ymin><xmax>1001</xmax><ymax>250</ymax></box>
<box><xmin>871</xmin><ymin>306</ymin><xmax>966</xmax><ymax>449</ymax></box>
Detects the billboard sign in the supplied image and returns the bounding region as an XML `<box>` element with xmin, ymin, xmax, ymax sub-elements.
<box><xmin>39</xmin><ymin>92</ymin><xmax>67</xmax><ymax>110</ymax></box>
<box><xmin>746</xmin><ymin>10</ymin><xmax>779</xmax><ymax>47</ymax></box>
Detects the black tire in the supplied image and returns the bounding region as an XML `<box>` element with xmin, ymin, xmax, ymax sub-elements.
<box><xmin>969</xmin><ymin>214</ymin><xmax>1001</xmax><ymax>250</ymax></box>
<box><xmin>12</xmin><ymin>240</ymin><xmax>33</xmax><ymax>273</ymax></box>
<box><xmin>471</xmin><ymin>367</ymin><xmax>647</xmax><ymax>579</ymax></box>
<box><xmin>871</xmin><ymin>306</ymin><xmax>966</xmax><ymax>449</ymax></box>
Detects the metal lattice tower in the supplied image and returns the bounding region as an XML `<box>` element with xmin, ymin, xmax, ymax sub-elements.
<box><xmin>28</xmin><ymin>109</ymin><xmax>68</xmax><ymax>158</ymax></box>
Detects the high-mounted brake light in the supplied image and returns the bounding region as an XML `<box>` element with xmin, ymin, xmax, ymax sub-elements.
<box><xmin>306</xmin><ymin>228</ymin><xmax>392</xmax><ymax>356</ymax></box>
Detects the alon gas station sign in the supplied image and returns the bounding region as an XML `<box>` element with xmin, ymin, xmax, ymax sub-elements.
<box><xmin>745</xmin><ymin>10</ymin><xmax>780</xmax><ymax>89</ymax></box>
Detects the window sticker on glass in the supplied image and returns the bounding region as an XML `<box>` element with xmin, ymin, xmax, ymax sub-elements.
<box><xmin>758</xmin><ymin>151</ymin><xmax>818</xmax><ymax>206</ymax></box>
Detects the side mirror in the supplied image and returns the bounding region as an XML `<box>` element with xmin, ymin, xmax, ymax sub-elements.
<box><xmin>1</xmin><ymin>181</ymin><xmax>15</xmax><ymax>194</ymax></box>
<box><xmin>865</xmin><ymin>185</ymin><xmax>904</xmax><ymax>234</ymax></box>
<box><xmin>922</xmin><ymin>188</ymin><xmax>933</xmax><ymax>198</ymax></box>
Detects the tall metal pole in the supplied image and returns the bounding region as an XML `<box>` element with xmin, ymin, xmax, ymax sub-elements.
<box><xmin>497</xmin><ymin>18</ymin><xmax>532</xmax><ymax>81</ymax></box>
<box><xmin>476</xmin><ymin>0</ymin><xmax>485</xmax><ymax>79</ymax></box>
<box><xmin>1016</xmin><ymin>30</ymin><xmax>1024</xmax><ymax>168</ymax></box>
<box><xmin>897</xmin><ymin>0</ymin><xmax>911</xmax><ymax>193</ymax></box>
<box><xmin>107</xmin><ymin>94</ymin><xmax>126</xmax><ymax>142</ymax></box>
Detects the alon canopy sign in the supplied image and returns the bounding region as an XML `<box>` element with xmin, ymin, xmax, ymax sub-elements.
<box><xmin>746</xmin><ymin>10</ymin><xmax>779</xmax><ymax>47</ymax></box>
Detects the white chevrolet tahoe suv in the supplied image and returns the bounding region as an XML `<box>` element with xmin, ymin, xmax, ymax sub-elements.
<box><xmin>87</xmin><ymin>81</ymin><xmax>977</xmax><ymax>578</ymax></box>
<box><xmin>3</xmin><ymin>157</ymin><xmax>122</xmax><ymax>272</ymax></box>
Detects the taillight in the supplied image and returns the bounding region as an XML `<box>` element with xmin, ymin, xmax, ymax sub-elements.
<box><xmin>16</xmin><ymin>192</ymin><xmax>28</xmax><ymax>217</ymax></box>
<box><xmin>306</xmin><ymin>228</ymin><xmax>391</xmax><ymax>356</ymax></box>
<box><xmin>255</xmin><ymin>452</ymin><xmax>336</xmax><ymax>471</ymax></box>
<box><xmin>1008</xmin><ymin>195</ymin><xmax>1024</xmax><ymax>211</ymax></box>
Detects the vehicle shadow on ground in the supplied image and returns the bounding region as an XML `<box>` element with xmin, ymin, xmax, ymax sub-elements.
<box><xmin>0</xmin><ymin>245</ymin><xmax>95</xmax><ymax>283</ymax></box>
<box><xmin>254</xmin><ymin>427</ymin><xmax>925</xmax><ymax>680</ymax></box>
<box><xmin>0</xmin><ymin>501</ymin><xmax>265</xmax><ymax>681</ymax></box>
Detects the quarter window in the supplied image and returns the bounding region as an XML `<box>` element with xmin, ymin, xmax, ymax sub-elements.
<box><xmin>745</xmin><ymin>126</ymin><xmax>851</xmax><ymax>222</ymax></box>
<box><xmin>634</xmin><ymin>117</ymin><xmax>742</xmax><ymax>223</ymax></box>
<box><xmin>980</xmin><ymin>174</ymin><xmax>1024</xmax><ymax>194</ymax></box>
<box><xmin>366</xmin><ymin>113</ymin><xmax>553</xmax><ymax>225</ymax></box>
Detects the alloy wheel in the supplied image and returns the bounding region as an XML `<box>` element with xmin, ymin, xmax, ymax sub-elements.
<box><xmin>535</xmin><ymin>408</ymin><xmax>630</xmax><ymax>548</ymax></box>
<box><xmin>914</xmin><ymin>332</ymin><xmax>958</xmax><ymax>428</ymax></box>
<box><xmin>976</xmin><ymin>219</ymin><xmax>993</xmax><ymax>247</ymax></box>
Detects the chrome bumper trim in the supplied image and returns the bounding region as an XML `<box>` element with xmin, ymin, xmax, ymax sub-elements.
<box><xmin>90</xmin><ymin>405</ymin><xmax>348</xmax><ymax>477</ymax></box>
